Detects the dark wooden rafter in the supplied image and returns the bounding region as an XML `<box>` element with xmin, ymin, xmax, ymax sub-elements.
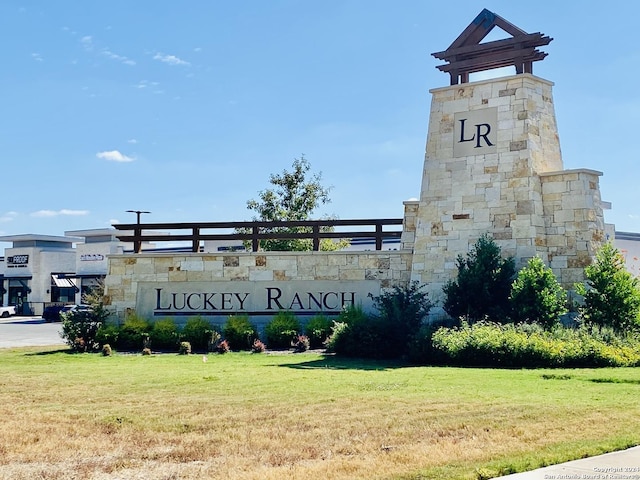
<box><xmin>432</xmin><ymin>9</ymin><xmax>552</xmax><ymax>85</ymax></box>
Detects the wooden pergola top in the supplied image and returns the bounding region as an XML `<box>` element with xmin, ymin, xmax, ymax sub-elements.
<box><xmin>432</xmin><ymin>9</ymin><xmax>552</xmax><ymax>85</ymax></box>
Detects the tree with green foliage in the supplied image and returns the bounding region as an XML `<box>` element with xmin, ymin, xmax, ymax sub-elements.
<box><xmin>243</xmin><ymin>156</ymin><xmax>348</xmax><ymax>251</ymax></box>
<box><xmin>509</xmin><ymin>256</ymin><xmax>567</xmax><ymax>328</ymax></box>
<box><xmin>575</xmin><ymin>242</ymin><xmax>640</xmax><ymax>332</ymax></box>
<box><xmin>443</xmin><ymin>234</ymin><xmax>516</xmax><ymax>323</ymax></box>
<box><xmin>61</xmin><ymin>280</ymin><xmax>111</xmax><ymax>352</ymax></box>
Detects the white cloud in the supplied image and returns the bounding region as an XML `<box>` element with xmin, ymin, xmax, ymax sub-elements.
<box><xmin>102</xmin><ymin>48</ymin><xmax>135</xmax><ymax>66</ymax></box>
<box><xmin>31</xmin><ymin>209</ymin><xmax>89</xmax><ymax>218</ymax></box>
<box><xmin>31</xmin><ymin>53</ymin><xmax>43</xmax><ymax>62</ymax></box>
<box><xmin>80</xmin><ymin>36</ymin><xmax>93</xmax><ymax>51</ymax></box>
<box><xmin>96</xmin><ymin>150</ymin><xmax>134</xmax><ymax>162</ymax></box>
<box><xmin>0</xmin><ymin>211</ymin><xmax>17</xmax><ymax>223</ymax></box>
<box><xmin>127</xmin><ymin>139</ymin><xmax>138</xmax><ymax>144</ymax></box>
<box><xmin>153</xmin><ymin>52</ymin><xmax>190</xmax><ymax>66</ymax></box>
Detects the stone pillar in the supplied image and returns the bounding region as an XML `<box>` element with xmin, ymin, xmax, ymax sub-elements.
<box><xmin>410</xmin><ymin>73</ymin><xmax>606</xmax><ymax>300</ymax></box>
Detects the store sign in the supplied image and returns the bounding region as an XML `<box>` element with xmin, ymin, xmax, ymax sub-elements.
<box><xmin>80</xmin><ymin>254</ymin><xmax>105</xmax><ymax>262</ymax></box>
<box><xmin>7</xmin><ymin>255</ymin><xmax>29</xmax><ymax>268</ymax></box>
<box><xmin>137</xmin><ymin>280</ymin><xmax>379</xmax><ymax>318</ymax></box>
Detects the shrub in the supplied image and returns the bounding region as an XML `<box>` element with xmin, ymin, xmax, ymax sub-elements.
<box><xmin>575</xmin><ymin>242</ymin><xmax>640</xmax><ymax>333</ymax></box>
<box><xmin>251</xmin><ymin>339</ymin><xmax>266</xmax><ymax>353</ymax></box>
<box><xmin>60</xmin><ymin>309</ymin><xmax>104</xmax><ymax>353</ymax></box>
<box><xmin>101</xmin><ymin>344</ymin><xmax>112</xmax><ymax>356</ymax></box>
<box><xmin>292</xmin><ymin>334</ymin><xmax>310</xmax><ymax>353</ymax></box>
<box><xmin>223</xmin><ymin>315</ymin><xmax>259</xmax><ymax>351</ymax></box>
<box><xmin>510</xmin><ymin>256</ymin><xmax>567</xmax><ymax>328</ymax></box>
<box><xmin>178</xmin><ymin>341</ymin><xmax>191</xmax><ymax>355</ymax></box>
<box><xmin>142</xmin><ymin>347</ymin><xmax>152</xmax><ymax>356</ymax></box>
<box><xmin>325</xmin><ymin>305</ymin><xmax>382</xmax><ymax>358</ymax></box>
<box><xmin>95</xmin><ymin>324</ymin><xmax>120</xmax><ymax>348</ymax></box>
<box><xmin>370</xmin><ymin>281</ymin><xmax>433</xmax><ymax>356</ymax></box>
<box><xmin>304</xmin><ymin>314</ymin><xmax>333</xmax><ymax>349</ymax></box>
<box><xmin>265</xmin><ymin>311</ymin><xmax>301</xmax><ymax>349</ymax></box>
<box><xmin>431</xmin><ymin>321</ymin><xmax>640</xmax><ymax>368</ymax></box>
<box><xmin>216</xmin><ymin>339</ymin><xmax>230</xmax><ymax>354</ymax></box>
<box><xmin>116</xmin><ymin>313</ymin><xmax>152</xmax><ymax>351</ymax></box>
<box><xmin>181</xmin><ymin>316</ymin><xmax>216</xmax><ymax>352</ymax></box>
<box><xmin>443</xmin><ymin>234</ymin><xmax>516</xmax><ymax>322</ymax></box>
<box><xmin>150</xmin><ymin>318</ymin><xmax>180</xmax><ymax>351</ymax></box>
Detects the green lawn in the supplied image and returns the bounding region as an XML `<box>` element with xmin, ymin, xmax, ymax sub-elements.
<box><xmin>0</xmin><ymin>347</ymin><xmax>638</xmax><ymax>479</ymax></box>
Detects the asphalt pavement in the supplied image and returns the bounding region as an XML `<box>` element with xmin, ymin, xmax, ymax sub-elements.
<box><xmin>0</xmin><ymin>315</ymin><xmax>65</xmax><ymax>348</ymax></box>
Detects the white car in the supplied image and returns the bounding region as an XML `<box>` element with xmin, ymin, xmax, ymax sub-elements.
<box><xmin>0</xmin><ymin>305</ymin><xmax>16</xmax><ymax>318</ymax></box>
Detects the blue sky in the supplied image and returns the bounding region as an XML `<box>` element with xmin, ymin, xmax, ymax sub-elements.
<box><xmin>1</xmin><ymin>1</ymin><xmax>638</xmax><ymax>249</ymax></box>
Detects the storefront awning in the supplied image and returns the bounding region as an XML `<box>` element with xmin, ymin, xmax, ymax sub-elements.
<box><xmin>51</xmin><ymin>275</ymin><xmax>77</xmax><ymax>288</ymax></box>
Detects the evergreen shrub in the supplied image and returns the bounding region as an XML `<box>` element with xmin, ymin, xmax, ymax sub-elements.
<box><xmin>509</xmin><ymin>256</ymin><xmax>567</xmax><ymax>328</ymax></box>
<box><xmin>304</xmin><ymin>314</ymin><xmax>333</xmax><ymax>349</ymax></box>
<box><xmin>117</xmin><ymin>313</ymin><xmax>152</xmax><ymax>351</ymax></box>
<box><xmin>265</xmin><ymin>311</ymin><xmax>301</xmax><ymax>349</ymax></box>
<box><xmin>150</xmin><ymin>318</ymin><xmax>180</xmax><ymax>351</ymax></box>
<box><xmin>575</xmin><ymin>242</ymin><xmax>640</xmax><ymax>333</ymax></box>
<box><xmin>181</xmin><ymin>316</ymin><xmax>216</xmax><ymax>352</ymax></box>
<box><xmin>223</xmin><ymin>315</ymin><xmax>259</xmax><ymax>351</ymax></box>
<box><xmin>443</xmin><ymin>234</ymin><xmax>516</xmax><ymax>322</ymax></box>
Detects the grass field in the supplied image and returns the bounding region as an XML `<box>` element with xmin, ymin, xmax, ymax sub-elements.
<box><xmin>0</xmin><ymin>347</ymin><xmax>638</xmax><ymax>480</ymax></box>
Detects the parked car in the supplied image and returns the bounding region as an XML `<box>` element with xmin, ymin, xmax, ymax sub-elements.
<box><xmin>42</xmin><ymin>305</ymin><xmax>66</xmax><ymax>322</ymax></box>
<box><xmin>59</xmin><ymin>304</ymin><xmax>93</xmax><ymax>317</ymax></box>
<box><xmin>0</xmin><ymin>305</ymin><xmax>16</xmax><ymax>318</ymax></box>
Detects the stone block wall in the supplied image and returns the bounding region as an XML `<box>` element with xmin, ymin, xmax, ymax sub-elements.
<box><xmin>105</xmin><ymin>251</ymin><xmax>413</xmax><ymax>322</ymax></box>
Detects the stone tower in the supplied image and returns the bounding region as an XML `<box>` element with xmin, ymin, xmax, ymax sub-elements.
<box><xmin>409</xmin><ymin>9</ymin><xmax>607</xmax><ymax>303</ymax></box>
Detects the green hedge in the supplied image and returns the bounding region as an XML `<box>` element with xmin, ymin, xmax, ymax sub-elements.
<box><xmin>430</xmin><ymin>321</ymin><xmax>640</xmax><ymax>368</ymax></box>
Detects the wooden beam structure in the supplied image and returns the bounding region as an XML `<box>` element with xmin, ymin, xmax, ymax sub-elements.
<box><xmin>432</xmin><ymin>9</ymin><xmax>552</xmax><ymax>85</ymax></box>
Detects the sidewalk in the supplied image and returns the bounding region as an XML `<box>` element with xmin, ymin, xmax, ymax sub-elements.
<box><xmin>495</xmin><ymin>445</ymin><xmax>640</xmax><ymax>479</ymax></box>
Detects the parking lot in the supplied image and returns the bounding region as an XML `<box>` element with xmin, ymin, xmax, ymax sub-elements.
<box><xmin>0</xmin><ymin>316</ymin><xmax>65</xmax><ymax>349</ymax></box>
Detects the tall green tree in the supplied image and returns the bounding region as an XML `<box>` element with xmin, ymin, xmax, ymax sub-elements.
<box><xmin>443</xmin><ymin>234</ymin><xmax>516</xmax><ymax>322</ymax></box>
<box><xmin>509</xmin><ymin>256</ymin><xmax>567</xmax><ymax>328</ymax></box>
<box><xmin>575</xmin><ymin>242</ymin><xmax>640</xmax><ymax>332</ymax></box>
<box><xmin>244</xmin><ymin>156</ymin><xmax>347</xmax><ymax>251</ymax></box>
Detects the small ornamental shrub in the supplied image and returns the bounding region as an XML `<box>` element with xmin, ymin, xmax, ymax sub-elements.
<box><xmin>216</xmin><ymin>339</ymin><xmax>230</xmax><ymax>354</ymax></box>
<box><xmin>251</xmin><ymin>339</ymin><xmax>266</xmax><ymax>353</ymax></box>
<box><xmin>265</xmin><ymin>311</ymin><xmax>301</xmax><ymax>349</ymax></box>
<box><xmin>181</xmin><ymin>316</ymin><xmax>216</xmax><ymax>352</ymax></box>
<box><xmin>510</xmin><ymin>256</ymin><xmax>567</xmax><ymax>328</ymax></box>
<box><xmin>443</xmin><ymin>234</ymin><xmax>516</xmax><ymax>322</ymax></box>
<box><xmin>117</xmin><ymin>313</ymin><xmax>152</xmax><ymax>351</ymax></box>
<box><xmin>575</xmin><ymin>242</ymin><xmax>640</xmax><ymax>333</ymax></box>
<box><xmin>304</xmin><ymin>314</ymin><xmax>333</xmax><ymax>349</ymax></box>
<box><xmin>150</xmin><ymin>318</ymin><xmax>180</xmax><ymax>351</ymax></box>
<box><xmin>292</xmin><ymin>334</ymin><xmax>310</xmax><ymax>353</ymax></box>
<box><xmin>208</xmin><ymin>330</ymin><xmax>222</xmax><ymax>352</ymax></box>
<box><xmin>101</xmin><ymin>344</ymin><xmax>112</xmax><ymax>356</ymax></box>
<box><xmin>178</xmin><ymin>341</ymin><xmax>192</xmax><ymax>355</ymax></box>
<box><xmin>60</xmin><ymin>309</ymin><xmax>104</xmax><ymax>353</ymax></box>
<box><xmin>223</xmin><ymin>315</ymin><xmax>259</xmax><ymax>351</ymax></box>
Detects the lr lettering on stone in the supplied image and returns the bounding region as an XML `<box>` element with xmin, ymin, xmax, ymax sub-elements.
<box><xmin>266</xmin><ymin>287</ymin><xmax>356</xmax><ymax>311</ymax></box>
<box><xmin>458</xmin><ymin>118</ymin><xmax>493</xmax><ymax>148</ymax></box>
